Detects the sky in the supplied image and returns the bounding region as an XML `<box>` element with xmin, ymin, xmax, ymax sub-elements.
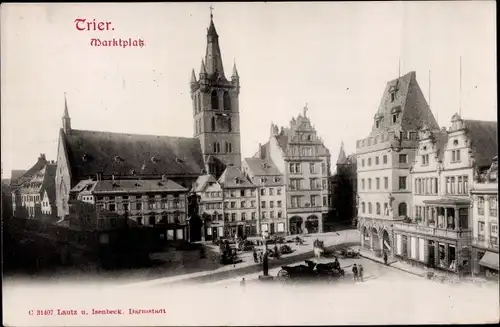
<box><xmin>1</xmin><ymin>2</ymin><xmax>497</xmax><ymax>178</ymax></box>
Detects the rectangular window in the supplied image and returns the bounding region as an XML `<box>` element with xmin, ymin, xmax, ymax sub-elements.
<box><xmin>396</xmin><ymin>234</ymin><xmax>402</xmax><ymax>255</ymax></box>
<box><xmin>231</xmin><ymin>213</ymin><xmax>236</xmax><ymax>221</ymax></box>
<box><xmin>277</xmin><ymin>188</ymin><xmax>282</xmax><ymax>195</ymax></box>
<box><xmin>310</xmin><ymin>195</ymin><xmax>318</xmax><ymax>207</ymax></box>
<box><xmin>399</xmin><ymin>154</ymin><xmax>407</xmax><ymax>164</ymax></box>
<box><xmin>277</xmin><ymin>200</ymin><xmax>282</xmax><ymax>208</ymax></box>
<box><xmin>376</xmin><ymin>178</ymin><xmax>380</xmax><ymax>190</ymax></box>
<box><xmin>321</xmin><ymin>163</ymin><xmax>326</xmax><ymax>175</ymax></box>
<box><xmin>489</xmin><ymin>197</ymin><xmax>497</xmax><ymax>217</ymax></box>
<box><xmin>261</xmin><ymin>188</ymin><xmax>265</xmax><ymax>196</ymax></box>
<box><xmin>310</xmin><ymin>163</ymin><xmax>316</xmax><ymax>173</ymax></box>
<box><xmin>383</xmin><ymin>155</ymin><xmax>388</xmax><ymax>164</ymax></box>
<box><xmin>375</xmin><ymin>156</ymin><xmax>379</xmax><ymax>165</ymax></box>
<box><xmin>399</xmin><ymin>176</ymin><xmax>407</xmax><ymax>190</ymax></box>
<box><xmin>270</xmin><ymin>201</ymin><xmax>274</xmax><ymax>208</ymax></box>
<box><xmin>463</xmin><ymin>176</ymin><xmax>468</xmax><ymax>193</ymax></box>
<box><xmin>241</xmin><ymin>213</ymin><xmax>246</xmax><ymax>221</ymax></box>
<box><xmin>478</xmin><ymin>221</ymin><xmax>485</xmax><ymax>233</ymax></box>
<box><xmin>323</xmin><ymin>196</ymin><xmax>327</xmax><ymax>206</ymax></box>
<box><xmin>411</xmin><ymin>237</ymin><xmax>417</xmax><ymax>259</ymax></box>
<box><xmin>450</xmin><ymin>177</ymin><xmax>456</xmax><ymax>194</ymax></box>
<box><xmin>261</xmin><ymin>201</ymin><xmax>266</xmax><ymax>209</ymax></box>
<box><xmin>368</xmin><ymin>178</ymin><xmax>372</xmax><ymax>189</ymax></box>
<box><xmin>269</xmin><ymin>188</ymin><xmax>274</xmax><ymax>195</ymax></box>
<box><xmin>278</xmin><ymin>211</ymin><xmax>283</xmax><ymax>218</ymax></box>
<box><xmin>230</xmin><ymin>201</ymin><xmax>236</xmax><ymax>208</ymax></box>
<box><xmin>384</xmin><ymin>177</ymin><xmax>388</xmax><ymax>189</ymax></box>
<box><xmin>361</xmin><ymin>179</ymin><xmax>365</xmax><ymax>190</ymax></box>
<box><xmin>240</xmin><ymin>190</ymin><xmax>245</xmax><ymax>197</ymax></box>
<box><xmin>241</xmin><ymin>201</ymin><xmax>246</xmax><ymax>208</ymax></box>
<box><xmin>251</xmin><ymin>212</ymin><xmax>256</xmax><ymax>220</ymax></box>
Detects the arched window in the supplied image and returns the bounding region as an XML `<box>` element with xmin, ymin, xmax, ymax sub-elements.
<box><xmin>228</xmin><ymin>118</ymin><xmax>232</xmax><ymax>132</ymax></box>
<box><xmin>211</xmin><ymin>90</ymin><xmax>218</xmax><ymax>110</ymax></box>
<box><xmin>398</xmin><ymin>202</ymin><xmax>407</xmax><ymax>217</ymax></box>
<box><xmin>211</xmin><ymin>117</ymin><xmax>216</xmax><ymax>132</ymax></box>
<box><xmin>214</xmin><ymin>142</ymin><xmax>221</xmax><ymax>153</ymax></box>
<box><xmin>361</xmin><ymin>202</ymin><xmax>365</xmax><ymax>213</ymax></box>
<box><xmin>198</xmin><ymin>93</ymin><xmax>202</xmax><ymax>112</ymax></box>
<box><xmin>223</xmin><ymin>91</ymin><xmax>231</xmax><ymax>110</ymax></box>
<box><xmin>368</xmin><ymin>202</ymin><xmax>372</xmax><ymax>214</ymax></box>
<box><xmin>225</xmin><ymin>142</ymin><xmax>232</xmax><ymax>153</ymax></box>
<box><xmin>376</xmin><ymin>203</ymin><xmax>381</xmax><ymax>215</ymax></box>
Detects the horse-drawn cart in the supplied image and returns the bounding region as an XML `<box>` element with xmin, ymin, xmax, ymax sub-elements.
<box><xmin>276</xmin><ymin>260</ymin><xmax>344</xmax><ymax>283</ymax></box>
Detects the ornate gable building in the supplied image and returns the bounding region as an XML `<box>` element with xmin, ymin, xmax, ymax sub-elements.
<box><xmin>254</xmin><ymin>106</ymin><xmax>332</xmax><ymax>235</ymax></box>
<box><xmin>190</xmin><ymin>13</ymin><xmax>241</xmax><ymax>178</ymax></box>
<box><xmin>357</xmin><ymin>71</ymin><xmax>439</xmax><ymax>257</ymax></box>
<box><xmin>391</xmin><ymin>113</ymin><xmax>497</xmax><ymax>276</ymax></box>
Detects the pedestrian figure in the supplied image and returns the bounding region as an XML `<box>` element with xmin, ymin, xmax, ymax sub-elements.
<box><xmin>359</xmin><ymin>264</ymin><xmax>364</xmax><ymax>282</ymax></box>
<box><xmin>274</xmin><ymin>244</ymin><xmax>279</xmax><ymax>258</ymax></box>
<box><xmin>352</xmin><ymin>264</ymin><xmax>358</xmax><ymax>282</ymax></box>
<box><xmin>240</xmin><ymin>277</ymin><xmax>246</xmax><ymax>287</ymax></box>
<box><xmin>383</xmin><ymin>252</ymin><xmax>388</xmax><ymax>265</ymax></box>
<box><xmin>253</xmin><ymin>248</ymin><xmax>258</xmax><ymax>263</ymax></box>
<box><xmin>259</xmin><ymin>251</ymin><xmax>263</xmax><ymax>263</ymax></box>
<box><xmin>334</xmin><ymin>257</ymin><xmax>340</xmax><ymax>271</ymax></box>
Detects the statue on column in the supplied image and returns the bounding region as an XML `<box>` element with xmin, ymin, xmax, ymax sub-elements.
<box><xmin>262</xmin><ymin>251</ymin><xmax>269</xmax><ymax>276</ymax></box>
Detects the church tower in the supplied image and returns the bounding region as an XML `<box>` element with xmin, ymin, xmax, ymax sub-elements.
<box><xmin>62</xmin><ymin>93</ymin><xmax>71</xmax><ymax>134</ymax></box>
<box><xmin>190</xmin><ymin>10</ymin><xmax>241</xmax><ymax>178</ymax></box>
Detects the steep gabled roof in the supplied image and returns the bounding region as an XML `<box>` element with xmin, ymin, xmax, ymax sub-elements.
<box><xmin>276</xmin><ymin>134</ymin><xmax>289</xmax><ymax>151</ymax></box>
<box><xmin>218</xmin><ymin>166</ymin><xmax>255</xmax><ymax>188</ymax></box>
<box><xmin>40</xmin><ymin>164</ymin><xmax>57</xmax><ymax>204</ymax></box>
<box><xmin>243</xmin><ymin>158</ymin><xmax>281</xmax><ymax>176</ymax></box>
<box><xmin>193</xmin><ymin>174</ymin><xmax>218</xmax><ymax>193</ymax></box>
<box><xmin>62</xmin><ymin>129</ymin><xmax>205</xmax><ymax>179</ymax></box>
<box><xmin>465</xmin><ymin>120</ymin><xmax>498</xmax><ymax>167</ymax></box>
<box><xmin>371</xmin><ymin>71</ymin><xmax>439</xmax><ymax>135</ymax></box>
<box><xmin>10</xmin><ymin>170</ymin><xmax>26</xmax><ymax>185</ymax></box>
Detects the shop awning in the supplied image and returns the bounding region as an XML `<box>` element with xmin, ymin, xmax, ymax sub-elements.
<box><xmin>479</xmin><ymin>251</ymin><xmax>499</xmax><ymax>271</ymax></box>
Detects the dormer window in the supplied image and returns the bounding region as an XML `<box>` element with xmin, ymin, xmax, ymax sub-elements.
<box><xmin>376</xmin><ymin>120</ymin><xmax>381</xmax><ymax>128</ymax></box>
<box><xmin>391</xmin><ymin>92</ymin><xmax>395</xmax><ymax>102</ymax></box>
<box><xmin>453</xmin><ymin>140</ymin><xmax>458</xmax><ymax>146</ymax></box>
<box><xmin>261</xmin><ymin>177</ymin><xmax>267</xmax><ymax>183</ymax></box>
<box><xmin>273</xmin><ymin>177</ymin><xmax>279</xmax><ymax>182</ymax></box>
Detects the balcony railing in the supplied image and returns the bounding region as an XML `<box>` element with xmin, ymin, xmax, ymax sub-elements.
<box><xmin>393</xmin><ymin>222</ymin><xmax>471</xmax><ymax>239</ymax></box>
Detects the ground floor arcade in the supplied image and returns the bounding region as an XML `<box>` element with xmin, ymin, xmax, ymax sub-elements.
<box><xmin>287</xmin><ymin>213</ymin><xmax>325</xmax><ymax>235</ymax></box>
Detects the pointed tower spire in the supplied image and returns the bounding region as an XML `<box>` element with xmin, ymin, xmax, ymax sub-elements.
<box><xmin>205</xmin><ymin>7</ymin><xmax>225</xmax><ymax>79</ymax></box>
<box><xmin>200</xmin><ymin>59</ymin><xmax>207</xmax><ymax>77</ymax></box>
<box><xmin>191</xmin><ymin>68</ymin><xmax>197</xmax><ymax>83</ymax></box>
<box><xmin>62</xmin><ymin>92</ymin><xmax>71</xmax><ymax>134</ymax></box>
<box><xmin>336</xmin><ymin>141</ymin><xmax>347</xmax><ymax>165</ymax></box>
<box><xmin>231</xmin><ymin>59</ymin><xmax>239</xmax><ymax>79</ymax></box>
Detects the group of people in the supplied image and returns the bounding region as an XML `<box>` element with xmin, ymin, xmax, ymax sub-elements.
<box><xmin>351</xmin><ymin>263</ymin><xmax>364</xmax><ymax>282</ymax></box>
